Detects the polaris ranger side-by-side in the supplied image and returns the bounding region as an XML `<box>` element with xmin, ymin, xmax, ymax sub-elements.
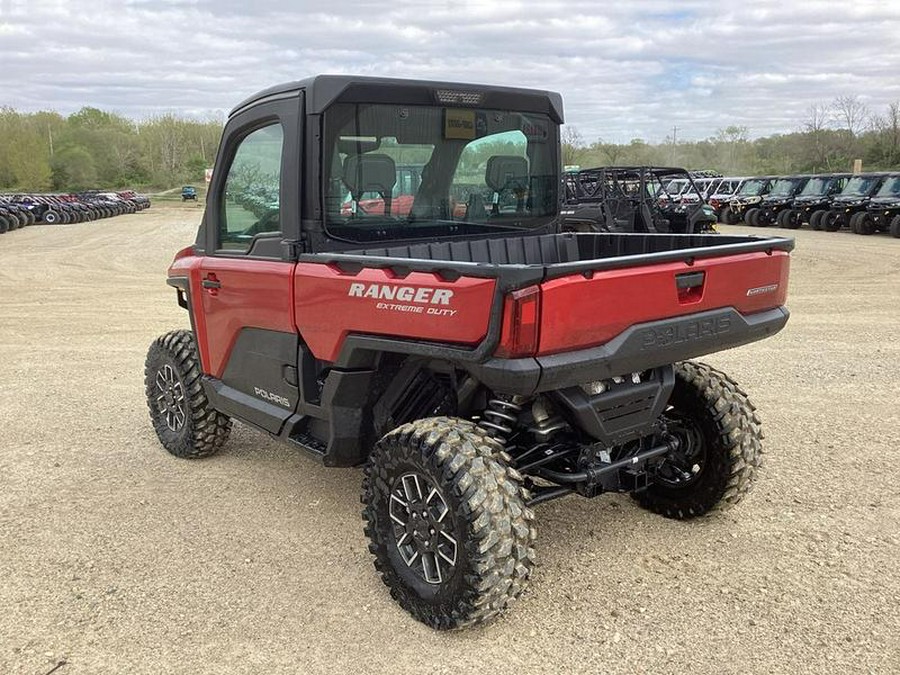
<box><xmin>145</xmin><ymin>76</ymin><xmax>793</xmax><ymax>629</ymax></box>
<box><xmin>855</xmin><ymin>173</ymin><xmax>900</xmax><ymax>236</ymax></box>
<box><xmin>720</xmin><ymin>176</ymin><xmax>774</xmax><ymax>224</ymax></box>
<box><xmin>820</xmin><ymin>172</ymin><xmax>889</xmax><ymax>232</ymax></box>
<box><xmin>561</xmin><ymin>166</ymin><xmax>716</xmax><ymax>233</ymax></box>
<box><xmin>786</xmin><ymin>173</ymin><xmax>850</xmax><ymax>229</ymax></box>
<box><xmin>747</xmin><ymin>175</ymin><xmax>811</xmax><ymax>227</ymax></box>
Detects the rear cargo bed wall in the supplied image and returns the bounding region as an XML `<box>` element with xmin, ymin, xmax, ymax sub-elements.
<box><xmin>346</xmin><ymin>232</ymin><xmax>783</xmax><ymax>266</ymax></box>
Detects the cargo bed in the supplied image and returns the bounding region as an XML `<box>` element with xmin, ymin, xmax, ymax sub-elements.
<box><xmin>313</xmin><ymin>232</ymin><xmax>794</xmax><ymax>283</ymax></box>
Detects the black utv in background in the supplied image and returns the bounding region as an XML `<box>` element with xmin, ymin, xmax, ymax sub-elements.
<box><xmin>746</xmin><ymin>175</ymin><xmax>811</xmax><ymax>227</ymax></box>
<box><xmin>822</xmin><ymin>173</ymin><xmax>888</xmax><ymax>232</ymax></box>
<box><xmin>855</xmin><ymin>173</ymin><xmax>900</xmax><ymax>236</ymax></box>
<box><xmin>720</xmin><ymin>176</ymin><xmax>774</xmax><ymax>224</ymax></box>
<box><xmin>785</xmin><ymin>173</ymin><xmax>850</xmax><ymax>229</ymax></box>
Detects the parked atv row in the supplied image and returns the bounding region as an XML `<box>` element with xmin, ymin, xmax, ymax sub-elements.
<box><xmin>713</xmin><ymin>172</ymin><xmax>900</xmax><ymax>237</ymax></box>
<box><xmin>0</xmin><ymin>190</ymin><xmax>150</xmax><ymax>233</ymax></box>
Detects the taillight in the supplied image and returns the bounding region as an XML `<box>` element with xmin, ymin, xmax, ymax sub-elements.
<box><xmin>173</xmin><ymin>245</ymin><xmax>195</xmax><ymax>260</ymax></box>
<box><xmin>496</xmin><ymin>285</ymin><xmax>541</xmax><ymax>358</ymax></box>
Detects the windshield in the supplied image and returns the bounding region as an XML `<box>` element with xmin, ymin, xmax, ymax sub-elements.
<box><xmin>323</xmin><ymin>103</ymin><xmax>559</xmax><ymax>243</ymax></box>
<box><xmin>662</xmin><ymin>179</ymin><xmax>687</xmax><ymax>196</ymax></box>
<box><xmin>769</xmin><ymin>179</ymin><xmax>799</xmax><ymax>196</ymax></box>
<box><xmin>799</xmin><ymin>177</ymin><xmax>830</xmax><ymax>196</ymax></box>
<box><xmin>713</xmin><ymin>180</ymin><xmax>739</xmax><ymax>195</ymax></box>
<box><xmin>738</xmin><ymin>179</ymin><xmax>766</xmax><ymax>196</ymax></box>
<box><xmin>875</xmin><ymin>176</ymin><xmax>900</xmax><ymax>197</ymax></box>
<box><xmin>843</xmin><ymin>176</ymin><xmax>877</xmax><ymax>196</ymax></box>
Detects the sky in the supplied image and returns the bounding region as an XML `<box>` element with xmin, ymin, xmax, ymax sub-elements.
<box><xmin>1</xmin><ymin>0</ymin><xmax>899</xmax><ymax>143</ymax></box>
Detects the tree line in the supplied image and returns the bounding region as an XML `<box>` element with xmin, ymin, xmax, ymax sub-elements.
<box><xmin>0</xmin><ymin>107</ymin><xmax>222</xmax><ymax>192</ymax></box>
<box><xmin>3</xmin><ymin>95</ymin><xmax>899</xmax><ymax>193</ymax></box>
<box><xmin>562</xmin><ymin>95</ymin><xmax>900</xmax><ymax>176</ymax></box>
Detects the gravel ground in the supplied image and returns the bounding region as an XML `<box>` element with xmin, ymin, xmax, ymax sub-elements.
<box><xmin>1</xmin><ymin>205</ymin><xmax>898</xmax><ymax>675</ymax></box>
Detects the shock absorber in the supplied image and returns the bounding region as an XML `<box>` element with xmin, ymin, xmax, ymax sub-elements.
<box><xmin>478</xmin><ymin>397</ymin><xmax>523</xmax><ymax>445</ymax></box>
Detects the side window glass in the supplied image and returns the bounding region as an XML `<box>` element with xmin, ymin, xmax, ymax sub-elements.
<box><xmin>220</xmin><ymin>123</ymin><xmax>283</xmax><ymax>251</ymax></box>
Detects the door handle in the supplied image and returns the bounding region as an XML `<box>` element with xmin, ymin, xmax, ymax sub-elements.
<box><xmin>202</xmin><ymin>273</ymin><xmax>221</xmax><ymax>291</ymax></box>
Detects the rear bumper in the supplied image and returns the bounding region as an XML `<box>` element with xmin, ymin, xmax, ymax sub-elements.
<box><xmin>467</xmin><ymin>306</ymin><xmax>790</xmax><ymax>394</ymax></box>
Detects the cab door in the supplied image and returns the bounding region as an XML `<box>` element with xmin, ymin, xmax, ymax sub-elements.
<box><xmin>194</xmin><ymin>94</ymin><xmax>303</xmax><ymax>434</ymax></box>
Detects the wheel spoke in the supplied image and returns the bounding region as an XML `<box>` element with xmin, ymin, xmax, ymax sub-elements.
<box><xmin>421</xmin><ymin>551</ymin><xmax>442</xmax><ymax>584</ymax></box>
<box><xmin>402</xmin><ymin>474</ymin><xmax>423</xmax><ymax>503</ymax></box>
<box><xmin>401</xmin><ymin>549</ymin><xmax>419</xmax><ymax>567</ymax></box>
<box><xmin>155</xmin><ymin>371</ymin><xmax>167</xmax><ymax>392</ymax></box>
<box><xmin>389</xmin><ymin>494</ymin><xmax>409</xmax><ymax>526</ymax></box>
<box><xmin>438</xmin><ymin>530</ymin><xmax>458</xmax><ymax>565</ymax></box>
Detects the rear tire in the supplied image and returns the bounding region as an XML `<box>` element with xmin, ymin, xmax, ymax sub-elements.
<box><xmin>43</xmin><ymin>210</ymin><xmax>59</xmax><ymax>224</ymax></box>
<box><xmin>144</xmin><ymin>330</ymin><xmax>232</xmax><ymax>459</ymax></box>
<box><xmin>823</xmin><ymin>211</ymin><xmax>843</xmax><ymax>232</ymax></box>
<box><xmin>783</xmin><ymin>209</ymin><xmax>802</xmax><ymax>229</ymax></box>
<box><xmin>855</xmin><ymin>214</ymin><xmax>874</xmax><ymax>235</ymax></box>
<box><xmin>363</xmin><ymin>416</ymin><xmax>536</xmax><ymax>629</ymax></box>
<box><xmin>636</xmin><ymin>361</ymin><xmax>763</xmax><ymax>519</ymax></box>
<box><xmin>745</xmin><ymin>208</ymin><xmax>759</xmax><ymax>226</ymax></box>
<box><xmin>775</xmin><ymin>209</ymin><xmax>791</xmax><ymax>227</ymax></box>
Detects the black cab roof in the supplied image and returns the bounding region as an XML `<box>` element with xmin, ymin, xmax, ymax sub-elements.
<box><xmin>229</xmin><ymin>74</ymin><xmax>564</xmax><ymax>122</ymax></box>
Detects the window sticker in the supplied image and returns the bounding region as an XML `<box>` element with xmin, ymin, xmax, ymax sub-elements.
<box><xmin>444</xmin><ymin>109</ymin><xmax>476</xmax><ymax>140</ymax></box>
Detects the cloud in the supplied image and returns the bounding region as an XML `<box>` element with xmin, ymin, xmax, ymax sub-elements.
<box><xmin>1</xmin><ymin>0</ymin><xmax>899</xmax><ymax>142</ymax></box>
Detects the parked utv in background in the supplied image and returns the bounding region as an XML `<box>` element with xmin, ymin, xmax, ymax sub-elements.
<box><xmin>708</xmin><ymin>177</ymin><xmax>746</xmax><ymax>222</ymax></box>
<box><xmin>746</xmin><ymin>175</ymin><xmax>810</xmax><ymax>227</ymax></box>
<box><xmin>821</xmin><ymin>173</ymin><xmax>888</xmax><ymax>232</ymax></box>
<box><xmin>720</xmin><ymin>176</ymin><xmax>774</xmax><ymax>224</ymax></box>
<box><xmin>562</xmin><ymin>166</ymin><xmax>716</xmax><ymax>233</ymax></box>
<box><xmin>182</xmin><ymin>186</ymin><xmax>198</xmax><ymax>201</ymax></box>
<box><xmin>785</xmin><ymin>173</ymin><xmax>850</xmax><ymax>230</ymax></box>
<box><xmin>855</xmin><ymin>173</ymin><xmax>900</xmax><ymax>236</ymax></box>
<box><xmin>145</xmin><ymin>75</ymin><xmax>793</xmax><ymax>629</ymax></box>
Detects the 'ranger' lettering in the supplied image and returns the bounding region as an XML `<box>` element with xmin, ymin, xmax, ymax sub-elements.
<box><xmin>348</xmin><ymin>283</ymin><xmax>454</xmax><ymax>306</ymax></box>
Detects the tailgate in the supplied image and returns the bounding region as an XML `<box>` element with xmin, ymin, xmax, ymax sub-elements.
<box><xmin>538</xmin><ymin>250</ymin><xmax>790</xmax><ymax>355</ymax></box>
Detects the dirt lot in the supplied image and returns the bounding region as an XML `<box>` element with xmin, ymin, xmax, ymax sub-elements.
<box><xmin>1</xmin><ymin>204</ymin><xmax>898</xmax><ymax>674</ymax></box>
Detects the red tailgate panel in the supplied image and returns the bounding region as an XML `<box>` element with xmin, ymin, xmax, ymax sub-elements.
<box><xmin>539</xmin><ymin>251</ymin><xmax>790</xmax><ymax>355</ymax></box>
<box><xmin>294</xmin><ymin>264</ymin><xmax>496</xmax><ymax>362</ymax></box>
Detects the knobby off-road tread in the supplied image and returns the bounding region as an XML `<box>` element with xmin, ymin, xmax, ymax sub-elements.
<box><xmin>890</xmin><ymin>215</ymin><xmax>900</xmax><ymax>238</ymax></box>
<box><xmin>144</xmin><ymin>329</ymin><xmax>231</xmax><ymax>458</ymax></box>
<box><xmin>363</xmin><ymin>417</ymin><xmax>536</xmax><ymax>629</ymax></box>
<box><xmin>637</xmin><ymin>361</ymin><xmax>763</xmax><ymax>520</ymax></box>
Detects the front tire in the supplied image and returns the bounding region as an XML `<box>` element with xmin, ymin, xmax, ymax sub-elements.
<box><xmin>718</xmin><ymin>206</ymin><xmax>732</xmax><ymax>225</ymax></box>
<box><xmin>363</xmin><ymin>417</ymin><xmax>536</xmax><ymax>629</ymax></box>
<box><xmin>144</xmin><ymin>329</ymin><xmax>231</xmax><ymax>458</ymax></box>
<box><xmin>636</xmin><ymin>362</ymin><xmax>763</xmax><ymax>520</ymax></box>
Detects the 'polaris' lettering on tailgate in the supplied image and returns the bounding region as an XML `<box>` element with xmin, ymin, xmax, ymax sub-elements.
<box><xmin>348</xmin><ymin>283</ymin><xmax>454</xmax><ymax>305</ymax></box>
<box><xmin>640</xmin><ymin>317</ymin><xmax>732</xmax><ymax>350</ymax></box>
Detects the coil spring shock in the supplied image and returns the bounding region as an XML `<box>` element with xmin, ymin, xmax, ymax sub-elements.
<box><xmin>478</xmin><ymin>398</ymin><xmax>523</xmax><ymax>444</ymax></box>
